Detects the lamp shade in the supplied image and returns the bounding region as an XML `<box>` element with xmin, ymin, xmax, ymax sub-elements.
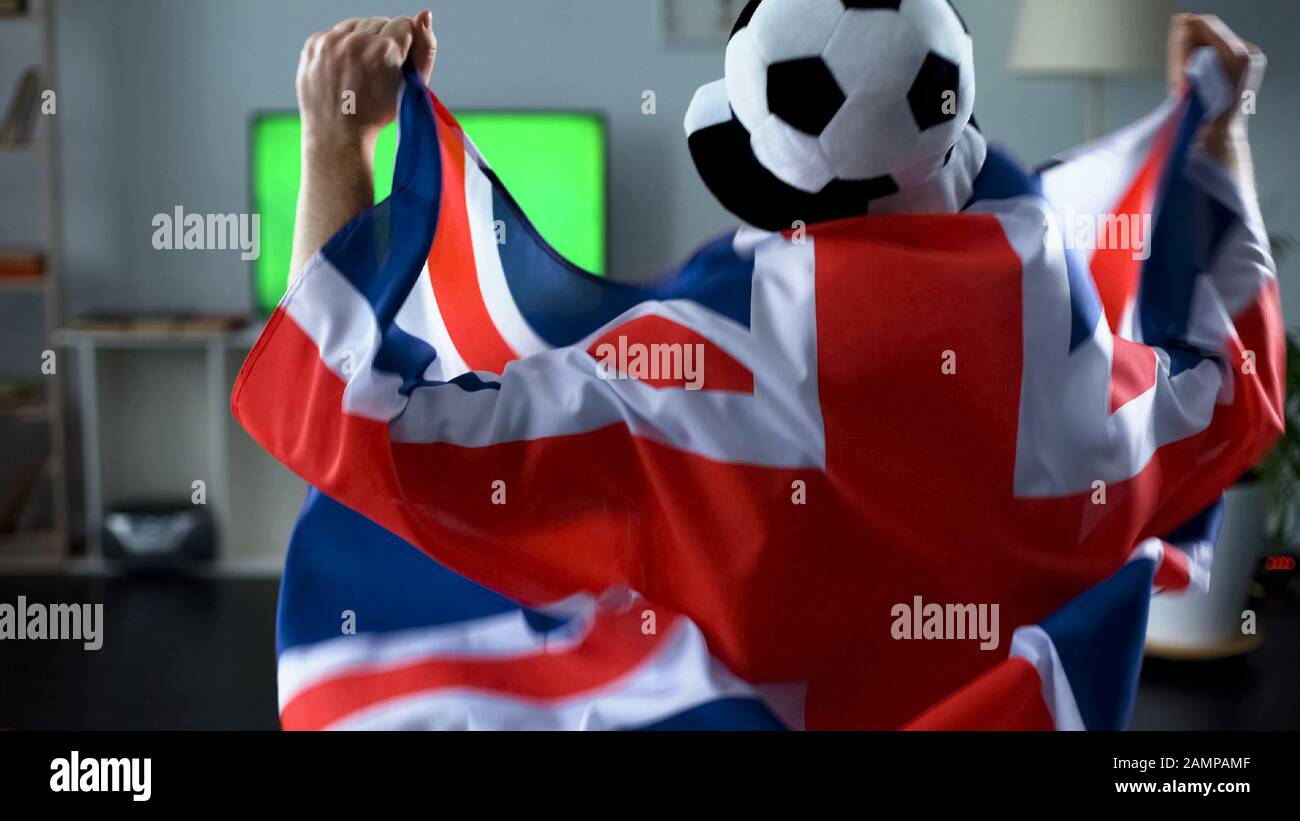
<box><xmin>1009</xmin><ymin>0</ymin><xmax>1175</xmax><ymax>76</ymax></box>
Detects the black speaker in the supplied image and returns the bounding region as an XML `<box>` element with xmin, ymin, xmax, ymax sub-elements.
<box><xmin>102</xmin><ymin>501</ymin><xmax>216</xmax><ymax>564</ymax></box>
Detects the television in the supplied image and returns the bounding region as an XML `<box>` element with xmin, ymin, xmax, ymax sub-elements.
<box><xmin>250</xmin><ymin>111</ymin><xmax>608</xmax><ymax>315</ymax></box>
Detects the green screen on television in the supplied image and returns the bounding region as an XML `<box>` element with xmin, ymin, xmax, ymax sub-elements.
<box><xmin>251</xmin><ymin>112</ymin><xmax>607</xmax><ymax>315</ymax></box>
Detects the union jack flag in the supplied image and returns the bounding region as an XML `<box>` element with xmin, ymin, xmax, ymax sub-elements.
<box><xmin>234</xmin><ymin>49</ymin><xmax>1283</xmax><ymax>730</ymax></box>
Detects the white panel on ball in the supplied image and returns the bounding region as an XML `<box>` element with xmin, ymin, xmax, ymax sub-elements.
<box><xmin>821</xmin><ymin>93</ymin><xmax>920</xmax><ymax>182</ymax></box>
<box><xmin>823</xmin><ymin>8</ymin><xmax>928</xmax><ymax>98</ymax></box>
<box><xmin>746</xmin><ymin>0</ymin><xmax>846</xmax><ymax>63</ymax></box>
<box><xmin>899</xmin><ymin>0</ymin><xmax>970</xmax><ymax>66</ymax></box>
<box><xmin>751</xmin><ymin>114</ymin><xmax>838</xmax><ymax>194</ymax></box>
<box><xmin>725</xmin><ymin>27</ymin><xmax>773</xmax><ymax>134</ymax></box>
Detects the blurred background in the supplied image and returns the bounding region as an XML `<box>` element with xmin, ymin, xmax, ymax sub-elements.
<box><xmin>0</xmin><ymin>0</ymin><xmax>1296</xmax><ymax>729</ymax></box>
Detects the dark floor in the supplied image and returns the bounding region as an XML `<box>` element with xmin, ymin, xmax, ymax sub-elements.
<box><xmin>0</xmin><ymin>574</ymin><xmax>1296</xmax><ymax>730</ymax></box>
<box><xmin>0</xmin><ymin>575</ymin><xmax>281</xmax><ymax>730</ymax></box>
<box><xmin>1131</xmin><ymin>583</ymin><xmax>1300</xmax><ymax>731</ymax></box>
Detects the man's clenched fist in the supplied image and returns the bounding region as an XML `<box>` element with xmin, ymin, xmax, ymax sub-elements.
<box><xmin>1167</xmin><ymin>14</ymin><xmax>1265</xmax><ymax>147</ymax></box>
<box><xmin>296</xmin><ymin>11</ymin><xmax>437</xmax><ymax>153</ymax></box>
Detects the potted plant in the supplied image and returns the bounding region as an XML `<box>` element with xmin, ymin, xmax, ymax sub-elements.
<box><xmin>1256</xmin><ymin>233</ymin><xmax>1298</xmax><ymax>550</ymax></box>
<box><xmin>1145</xmin><ymin>233</ymin><xmax>1295</xmax><ymax>657</ymax></box>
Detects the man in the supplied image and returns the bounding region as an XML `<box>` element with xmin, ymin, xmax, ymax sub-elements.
<box><xmin>242</xmin><ymin>5</ymin><xmax>1280</xmax><ymax>729</ymax></box>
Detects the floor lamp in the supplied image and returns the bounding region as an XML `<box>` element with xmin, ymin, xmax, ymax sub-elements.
<box><xmin>1009</xmin><ymin>0</ymin><xmax>1174</xmax><ymax>141</ymax></box>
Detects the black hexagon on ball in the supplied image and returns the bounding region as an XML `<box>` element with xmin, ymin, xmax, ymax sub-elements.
<box><xmin>767</xmin><ymin>57</ymin><xmax>847</xmax><ymax>137</ymax></box>
<box><xmin>841</xmin><ymin>0</ymin><xmax>903</xmax><ymax>10</ymax></box>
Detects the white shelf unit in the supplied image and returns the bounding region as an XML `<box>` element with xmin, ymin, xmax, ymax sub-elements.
<box><xmin>52</xmin><ymin>325</ymin><xmax>260</xmax><ymax>559</ymax></box>
<box><xmin>0</xmin><ymin>0</ymin><xmax>70</xmax><ymax>569</ymax></box>
<box><xmin>49</xmin><ymin>324</ymin><xmax>302</xmax><ymax>575</ymax></box>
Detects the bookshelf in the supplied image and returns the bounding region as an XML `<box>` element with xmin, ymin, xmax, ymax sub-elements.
<box><xmin>0</xmin><ymin>0</ymin><xmax>69</xmax><ymax>569</ymax></box>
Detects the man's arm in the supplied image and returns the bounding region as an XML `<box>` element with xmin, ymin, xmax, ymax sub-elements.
<box><xmin>289</xmin><ymin>12</ymin><xmax>437</xmax><ymax>282</ymax></box>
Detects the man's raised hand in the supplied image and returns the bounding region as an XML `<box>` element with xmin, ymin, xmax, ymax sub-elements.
<box><xmin>296</xmin><ymin>11</ymin><xmax>437</xmax><ymax>154</ymax></box>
